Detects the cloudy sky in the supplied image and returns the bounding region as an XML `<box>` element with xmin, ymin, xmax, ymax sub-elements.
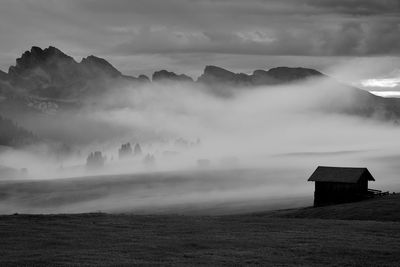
<box><xmin>0</xmin><ymin>0</ymin><xmax>399</xmax><ymax>90</ymax></box>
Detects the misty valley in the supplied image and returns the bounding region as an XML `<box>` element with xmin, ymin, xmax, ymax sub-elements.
<box><xmin>0</xmin><ymin>46</ymin><xmax>400</xmax><ymax>215</ymax></box>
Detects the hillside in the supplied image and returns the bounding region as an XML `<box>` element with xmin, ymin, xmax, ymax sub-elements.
<box><xmin>268</xmin><ymin>194</ymin><xmax>400</xmax><ymax>221</ymax></box>
<box><xmin>0</xmin><ymin>195</ymin><xmax>399</xmax><ymax>266</ymax></box>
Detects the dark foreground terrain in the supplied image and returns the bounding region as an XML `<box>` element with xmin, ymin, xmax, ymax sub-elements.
<box><xmin>1</xmin><ymin>195</ymin><xmax>400</xmax><ymax>266</ymax></box>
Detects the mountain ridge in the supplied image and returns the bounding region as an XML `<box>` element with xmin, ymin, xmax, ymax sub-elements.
<box><xmin>1</xmin><ymin>46</ymin><xmax>400</xmax><ymax>123</ymax></box>
<box><xmin>1</xmin><ymin>46</ymin><xmax>328</xmax><ymax>100</ymax></box>
<box><xmin>197</xmin><ymin>65</ymin><xmax>323</xmax><ymax>86</ymax></box>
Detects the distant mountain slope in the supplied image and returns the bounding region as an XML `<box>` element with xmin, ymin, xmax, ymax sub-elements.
<box><xmin>321</xmin><ymin>82</ymin><xmax>400</xmax><ymax>121</ymax></box>
<box><xmin>197</xmin><ymin>65</ymin><xmax>400</xmax><ymax>120</ymax></box>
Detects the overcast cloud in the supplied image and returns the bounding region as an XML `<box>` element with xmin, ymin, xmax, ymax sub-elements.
<box><xmin>0</xmin><ymin>0</ymin><xmax>399</xmax><ymax>79</ymax></box>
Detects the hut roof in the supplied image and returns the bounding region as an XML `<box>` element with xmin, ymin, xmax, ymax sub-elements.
<box><xmin>308</xmin><ymin>166</ymin><xmax>375</xmax><ymax>183</ymax></box>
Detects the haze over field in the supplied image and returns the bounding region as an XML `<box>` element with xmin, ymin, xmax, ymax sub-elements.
<box><xmin>1</xmin><ymin>69</ymin><xmax>400</xmax><ymax>214</ymax></box>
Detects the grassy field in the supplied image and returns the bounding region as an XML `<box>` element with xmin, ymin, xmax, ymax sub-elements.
<box><xmin>1</xmin><ymin>195</ymin><xmax>400</xmax><ymax>266</ymax></box>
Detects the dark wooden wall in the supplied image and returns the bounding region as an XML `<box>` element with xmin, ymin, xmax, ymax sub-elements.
<box><xmin>314</xmin><ymin>177</ymin><xmax>369</xmax><ymax>206</ymax></box>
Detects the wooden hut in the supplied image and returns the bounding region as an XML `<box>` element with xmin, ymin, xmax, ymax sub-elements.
<box><xmin>308</xmin><ymin>166</ymin><xmax>375</xmax><ymax>206</ymax></box>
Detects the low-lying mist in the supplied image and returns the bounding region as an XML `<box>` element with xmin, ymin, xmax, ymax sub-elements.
<box><xmin>1</xmin><ymin>76</ymin><xmax>400</xmax><ymax>214</ymax></box>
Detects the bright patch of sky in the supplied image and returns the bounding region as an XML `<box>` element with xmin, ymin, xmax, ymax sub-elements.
<box><xmin>369</xmin><ymin>91</ymin><xmax>400</xmax><ymax>98</ymax></box>
<box><xmin>362</xmin><ymin>78</ymin><xmax>400</xmax><ymax>88</ymax></box>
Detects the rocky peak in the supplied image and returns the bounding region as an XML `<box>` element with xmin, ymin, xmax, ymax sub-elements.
<box><xmin>137</xmin><ymin>74</ymin><xmax>150</xmax><ymax>82</ymax></box>
<box><xmin>152</xmin><ymin>70</ymin><xmax>193</xmax><ymax>82</ymax></box>
<box><xmin>203</xmin><ymin>65</ymin><xmax>235</xmax><ymax>77</ymax></box>
<box><xmin>267</xmin><ymin>67</ymin><xmax>322</xmax><ymax>81</ymax></box>
<box><xmin>80</xmin><ymin>55</ymin><xmax>122</xmax><ymax>78</ymax></box>
<box><xmin>197</xmin><ymin>65</ymin><xmax>251</xmax><ymax>85</ymax></box>
<box><xmin>34</xmin><ymin>46</ymin><xmax>71</xmax><ymax>59</ymax></box>
<box><xmin>9</xmin><ymin>46</ymin><xmax>74</xmax><ymax>76</ymax></box>
<box><xmin>5</xmin><ymin>46</ymin><xmax>135</xmax><ymax>99</ymax></box>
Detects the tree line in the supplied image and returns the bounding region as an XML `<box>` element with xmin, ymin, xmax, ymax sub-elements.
<box><xmin>0</xmin><ymin>114</ymin><xmax>38</xmax><ymax>147</ymax></box>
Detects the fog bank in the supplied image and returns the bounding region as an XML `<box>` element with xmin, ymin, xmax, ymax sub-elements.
<box><xmin>1</xmin><ymin>76</ymin><xmax>400</xmax><ymax>214</ymax></box>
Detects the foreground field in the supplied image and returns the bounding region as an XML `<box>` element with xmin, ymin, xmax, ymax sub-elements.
<box><xmin>270</xmin><ymin>194</ymin><xmax>400</xmax><ymax>221</ymax></box>
<box><xmin>1</xmin><ymin>195</ymin><xmax>400</xmax><ymax>266</ymax></box>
